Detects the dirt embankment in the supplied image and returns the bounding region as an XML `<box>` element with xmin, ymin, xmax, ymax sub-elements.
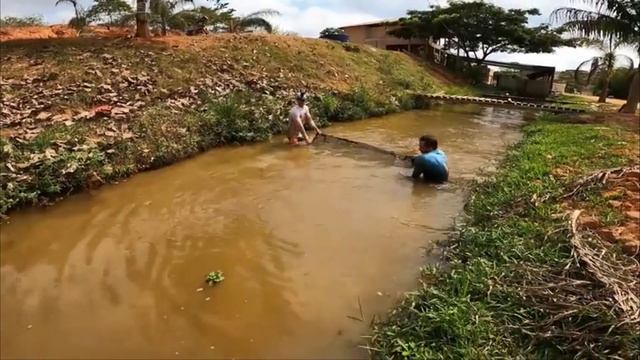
<box><xmin>571</xmin><ymin>167</ymin><xmax>640</xmax><ymax>256</ymax></box>
<box><xmin>0</xmin><ymin>25</ymin><xmax>77</xmax><ymax>42</ymax></box>
<box><xmin>0</xmin><ymin>33</ymin><xmax>464</xmax><ymax>215</ymax></box>
<box><xmin>0</xmin><ymin>25</ymin><xmax>148</xmax><ymax>42</ymax></box>
<box><xmin>0</xmin><ymin>25</ymin><xmax>136</xmax><ymax>42</ymax></box>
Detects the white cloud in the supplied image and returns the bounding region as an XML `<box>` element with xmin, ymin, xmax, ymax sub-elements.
<box><xmin>490</xmin><ymin>46</ymin><xmax>639</xmax><ymax>71</ymax></box>
<box><xmin>272</xmin><ymin>6</ymin><xmax>379</xmax><ymax>37</ymax></box>
<box><xmin>217</xmin><ymin>0</ymin><xmax>380</xmax><ymax>37</ymax></box>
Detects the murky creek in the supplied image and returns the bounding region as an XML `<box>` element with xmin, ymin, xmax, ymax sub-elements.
<box><xmin>1</xmin><ymin>105</ymin><xmax>525</xmax><ymax>359</ymax></box>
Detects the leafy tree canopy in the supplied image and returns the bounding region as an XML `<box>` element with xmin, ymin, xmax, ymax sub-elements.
<box><xmin>390</xmin><ymin>0</ymin><xmax>574</xmax><ymax>64</ymax></box>
<box><xmin>167</xmin><ymin>5</ymin><xmax>234</xmax><ymax>31</ymax></box>
<box><xmin>87</xmin><ymin>0</ymin><xmax>133</xmax><ymax>25</ymax></box>
<box><xmin>320</xmin><ymin>28</ymin><xmax>345</xmax><ymax>37</ymax></box>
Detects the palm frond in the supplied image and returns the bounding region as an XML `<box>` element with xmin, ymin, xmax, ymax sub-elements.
<box><xmin>568</xmin><ymin>0</ymin><xmax>634</xmax><ymax>20</ymax></box>
<box><xmin>563</xmin><ymin>18</ymin><xmax>634</xmax><ymax>43</ymax></box>
<box><xmin>576</xmin><ymin>37</ymin><xmax>605</xmax><ymax>50</ymax></box>
<box><xmin>551</xmin><ymin>7</ymin><xmax>602</xmax><ymax>24</ymax></box>
<box><xmin>551</xmin><ymin>5</ymin><xmax>636</xmax><ymax>44</ymax></box>
<box><xmin>243</xmin><ymin>9</ymin><xmax>281</xmax><ymax>19</ymax></box>
<box><xmin>238</xmin><ymin>17</ymin><xmax>274</xmax><ymax>33</ymax></box>
<box><xmin>55</xmin><ymin>0</ymin><xmax>76</xmax><ymax>6</ymax></box>
<box><xmin>616</xmin><ymin>54</ymin><xmax>635</xmax><ymax>70</ymax></box>
<box><xmin>575</xmin><ymin>57</ymin><xmax>599</xmax><ymax>83</ymax></box>
<box><xmin>574</xmin><ymin>0</ymin><xmax>626</xmax><ymax>13</ymax></box>
<box><xmin>587</xmin><ymin>57</ymin><xmax>601</xmax><ymax>83</ymax></box>
<box><xmin>602</xmin><ymin>51</ymin><xmax>617</xmax><ymax>70</ymax></box>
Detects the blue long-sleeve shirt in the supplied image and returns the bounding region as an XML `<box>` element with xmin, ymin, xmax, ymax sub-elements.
<box><xmin>412</xmin><ymin>149</ymin><xmax>448</xmax><ymax>183</ymax></box>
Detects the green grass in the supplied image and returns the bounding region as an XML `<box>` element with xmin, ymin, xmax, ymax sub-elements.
<box><xmin>547</xmin><ymin>94</ymin><xmax>595</xmax><ymax>111</ymax></box>
<box><xmin>371</xmin><ymin>114</ymin><xmax>639</xmax><ymax>359</ymax></box>
<box><xmin>552</xmin><ymin>93</ymin><xmax>592</xmax><ymax>104</ymax></box>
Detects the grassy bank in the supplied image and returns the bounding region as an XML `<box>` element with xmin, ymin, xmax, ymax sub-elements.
<box><xmin>0</xmin><ymin>34</ymin><xmax>468</xmax><ymax>215</ymax></box>
<box><xmin>371</xmin><ymin>115</ymin><xmax>640</xmax><ymax>358</ymax></box>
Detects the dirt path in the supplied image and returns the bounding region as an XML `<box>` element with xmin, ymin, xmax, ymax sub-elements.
<box><xmin>571</xmin><ymin>93</ymin><xmax>627</xmax><ymax>107</ymax></box>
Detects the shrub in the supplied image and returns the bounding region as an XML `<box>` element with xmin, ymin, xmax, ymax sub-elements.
<box><xmin>594</xmin><ymin>68</ymin><xmax>634</xmax><ymax>100</ymax></box>
<box><xmin>316</xmin><ymin>94</ymin><xmax>339</xmax><ymax>120</ymax></box>
<box><xmin>319</xmin><ymin>27</ymin><xmax>345</xmax><ymax>37</ymax></box>
<box><xmin>68</xmin><ymin>16</ymin><xmax>89</xmax><ymax>30</ymax></box>
<box><xmin>342</xmin><ymin>43</ymin><xmax>361</xmax><ymax>53</ymax></box>
<box><xmin>397</xmin><ymin>92</ymin><xmax>416</xmax><ymax>110</ymax></box>
<box><xmin>203</xmin><ymin>95</ymin><xmax>272</xmax><ymax>144</ymax></box>
<box><xmin>351</xmin><ymin>86</ymin><xmax>375</xmax><ymax>114</ymax></box>
<box><xmin>0</xmin><ymin>16</ymin><xmax>44</xmax><ymax>27</ymax></box>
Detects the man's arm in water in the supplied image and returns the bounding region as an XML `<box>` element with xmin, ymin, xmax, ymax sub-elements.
<box><xmin>293</xmin><ymin>115</ymin><xmax>311</xmax><ymax>143</ymax></box>
<box><xmin>411</xmin><ymin>163</ymin><xmax>422</xmax><ymax>179</ymax></box>
<box><xmin>304</xmin><ymin>112</ymin><xmax>322</xmax><ymax>135</ymax></box>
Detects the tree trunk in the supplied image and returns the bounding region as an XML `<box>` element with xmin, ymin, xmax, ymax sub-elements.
<box><xmin>620</xmin><ymin>67</ymin><xmax>639</xmax><ymax>113</ymax></box>
<box><xmin>598</xmin><ymin>76</ymin><xmax>610</xmax><ymax>103</ymax></box>
<box><xmin>135</xmin><ymin>0</ymin><xmax>150</xmax><ymax>38</ymax></box>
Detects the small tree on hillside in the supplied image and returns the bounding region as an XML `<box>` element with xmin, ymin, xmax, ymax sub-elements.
<box><xmin>87</xmin><ymin>0</ymin><xmax>133</xmax><ymax>26</ymax></box>
<box><xmin>574</xmin><ymin>38</ymin><xmax>635</xmax><ymax>103</ymax></box>
<box><xmin>55</xmin><ymin>0</ymin><xmax>87</xmax><ymax>30</ymax></box>
<box><xmin>144</xmin><ymin>0</ymin><xmax>231</xmax><ymax>35</ymax></box>
<box><xmin>225</xmin><ymin>9</ymin><xmax>280</xmax><ymax>33</ymax></box>
<box><xmin>167</xmin><ymin>5</ymin><xmax>233</xmax><ymax>33</ymax></box>
<box><xmin>391</xmin><ymin>1</ymin><xmax>572</xmax><ymax>65</ymax></box>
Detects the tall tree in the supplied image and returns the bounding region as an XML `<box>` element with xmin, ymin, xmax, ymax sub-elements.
<box><xmin>575</xmin><ymin>38</ymin><xmax>635</xmax><ymax>102</ymax></box>
<box><xmin>225</xmin><ymin>9</ymin><xmax>280</xmax><ymax>34</ymax></box>
<box><xmin>87</xmin><ymin>0</ymin><xmax>133</xmax><ymax>26</ymax></box>
<box><xmin>135</xmin><ymin>0</ymin><xmax>150</xmax><ymax>37</ymax></box>
<box><xmin>391</xmin><ymin>1</ymin><xmax>572</xmax><ymax>65</ymax></box>
<box><xmin>552</xmin><ymin>1</ymin><xmax>639</xmax><ymax>112</ymax></box>
<box><xmin>149</xmin><ymin>0</ymin><xmax>176</xmax><ymax>35</ymax></box>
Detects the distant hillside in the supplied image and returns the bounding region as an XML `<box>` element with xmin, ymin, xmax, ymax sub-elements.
<box><xmin>556</xmin><ymin>69</ymin><xmax>593</xmax><ymax>94</ymax></box>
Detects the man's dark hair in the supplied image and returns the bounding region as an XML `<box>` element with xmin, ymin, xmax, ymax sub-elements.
<box><xmin>419</xmin><ymin>135</ymin><xmax>438</xmax><ymax>149</ymax></box>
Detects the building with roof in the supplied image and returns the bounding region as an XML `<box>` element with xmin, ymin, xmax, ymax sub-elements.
<box><xmin>339</xmin><ymin>19</ymin><xmax>555</xmax><ymax>98</ymax></box>
<box><xmin>339</xmin><ymin>19</ymin><xmax>426</xmax><ymax>53</ymax></box>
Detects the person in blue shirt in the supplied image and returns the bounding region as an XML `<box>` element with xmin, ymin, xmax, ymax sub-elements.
<box><xmin>412</xmin><ymin>135</ymin><xmax>448</xmax><ymax>183</ymax></box>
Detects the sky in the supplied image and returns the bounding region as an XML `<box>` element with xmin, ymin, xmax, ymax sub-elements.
<box><xmin>1</xmin><ymin>0</ymin><xmax>638</xmax><ymax>70</ymax></box>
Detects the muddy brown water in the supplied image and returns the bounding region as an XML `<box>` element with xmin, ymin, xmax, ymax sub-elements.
<box><xmin>1</xmin><ymin>105</ymin><xmax>525</xmax><ymax>359</ymax></box>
